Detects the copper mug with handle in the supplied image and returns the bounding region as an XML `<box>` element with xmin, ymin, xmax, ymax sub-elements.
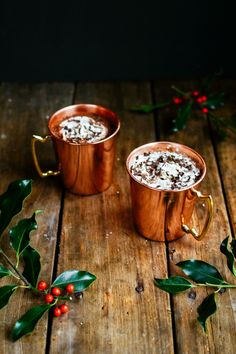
<box><xmin>32</xmin><ymin>104</ymin><xmax>120</xmax><ymax>195</ymax></box>
<box><xmin>126</xmin><ymin>142</ymin><xmax>213</xmax><ymax>242</ymax></box>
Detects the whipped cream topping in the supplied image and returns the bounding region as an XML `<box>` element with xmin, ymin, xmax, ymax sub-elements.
<box><xmin>130</xmin><ymin>151</ymin><xmax>201</xmax><ymax>190</ymax></box>
<box><xmin>59</xmin><ymin>115</ymin><xmax>109</xmax><ymax>143</ymax></box>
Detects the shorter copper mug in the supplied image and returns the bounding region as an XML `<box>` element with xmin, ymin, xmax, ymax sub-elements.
<box><xmin>126</xmin><ymin>142</ymin><xmax>213</xmax><ymax>242</ymax></box>
<box><xmin>32</xmin><ymin>104</ymin><xmax>120</xmax><ymax>195</ymax></box>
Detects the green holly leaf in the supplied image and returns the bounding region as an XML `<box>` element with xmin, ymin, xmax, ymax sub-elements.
<box><xmin>0</xmin><ymin>265</ymin><xmax>12</xmax><ymax>279</ymax></box>
<box><xmin>9</xmin><ymin>213</ymin><xmax>38</xmax><ymax>258</ymax></box>
<box><xmin>12</xmin><ymin>304</ymin><xmax>51</xmax><ymax>341</ymax></box>
<box><xmin>201</xmin><ymin>92</ymin><xmax>225</xmax><ymax>110</ymax></box>
<box><xmin>154</xmin><ymin>276</ymin><xmax>194</xmax><ymax>294</ymax></box>
<box><xmin>177</xmin><ymin>260</ymin><xmax>226</xmax><ymax>285</ymax></box>
<box><xmin>22</xmin><ymin>246</ymin><xmax>41</xmax><ymax>288</ymax></box>
<box><xmin>131</xmin><ymin>101</ymin><xmax>171</xmax><ymax>113</ymax></box>
<box><xmin>220</xmin><ymin>236</ymin><xmax>236</xmax><ymax>276</ymax></box>
<box><xmin>197</xmin><ymin>293</ymin><xmax>217</xmax><ymax>332</ymax></box>
<box><xmin>0</xmin><ymin>285</ymin><xmax>18</xmax><ymax>309</ymax></box>
<box><xmin>231</xmin><ymin>238</ymin><xmax>236</xmax><ymax>258</ymax></box>
<box><xmin>52</xmin><ymin>270</ymin><xmax>96</xmax><ymax>292</ymax></box>
<box><xmin>172</xmin><ymin>99</ymin><xmax>193</xmax><ymax>131</ymax></box>
<box><xmin>0</xmin><ymin>179</ymin><xmax>32</xmax><ymax>238</ymax></box>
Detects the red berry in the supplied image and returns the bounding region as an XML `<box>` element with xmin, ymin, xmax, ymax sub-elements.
<box><xmin>196</xmin><ymin>97</ymin><xmax>203</xmax><ymax>103</ymax></box>
<box><xmin>202</xmin><ymin>107</ymin><xmax>209</xmax><ymax>113</ymax></box>
<box><xmin>45</xmin><ymin>293</ymin><xmax>54</xmax><ymax>303</ymax></box>
<box><xmin>173</xmin><ymin>97</ymin><xmax>182</xmax><ymax>104</ymax></box>
<box><xmin>37</xmin><ymin>281</ymin><xmax>48</xmax><ymax>291</ymax></box>
<box><xmin>201</xmin><ymin>95</ymin><xmax>207</xmax><ymax>102</ymax></box>
<box><xmin>53</xmin><ymin>307</ymin><xmax>62</xmax><ymax>317</ymax></box>
<box><xmin>192</xmin><ymin>90</ymin><xmax>199</xmax><ymax>97</ymax></box>
<box><xmin>60</xmin><ymin>304</ymin><xmax>69</xmax><ymax>314</ymax></box>
<box><xmin>66</xmin><ymin>284</ymin><xmax>75</xmax><ymax>293</ymax></box>
<box><xmin>51</xmin><ymin>287</ymin><xmax>62</xmax><ymax>296</ymax></box>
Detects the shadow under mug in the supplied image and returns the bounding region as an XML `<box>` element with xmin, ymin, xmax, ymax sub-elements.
<box><xmin>126</xmin><ymin>141</ymin><xmax>213</xmax><ymax>242</ymax></box>
<box><xmin>32</xmin><ymin>104</ymin><xmax>120</xmax><ymax>195</ymax></box>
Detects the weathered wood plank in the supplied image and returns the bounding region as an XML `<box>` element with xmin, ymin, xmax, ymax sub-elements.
<box><xmin>50</xmin><ymin>82</ymin><xmax>174</xmax><ymax>354</ymax></box>
<box><xmin>212</xmin><ymin>80</ymin><xmax>236</xmax><ymax>237</ymax></box>
<box><xmin>3</xmin><ymin>80</ymin><xmax>234</xmax><ymax>354</ymax></box>
<box><xmin>0</xmin><ymin>83</ymin><xmax>74</xmax><ymax>352</ymax></box>
<box><xmin>154</xmin><ymin>81</ymin><xmax>236</xmax><ymax>354</ymax></box>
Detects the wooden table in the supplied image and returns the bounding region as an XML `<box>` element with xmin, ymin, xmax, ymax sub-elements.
<box><xmin>0</xmin><ymin>81</ymin><xmax>236</xmax><ymax>354</ymax></box>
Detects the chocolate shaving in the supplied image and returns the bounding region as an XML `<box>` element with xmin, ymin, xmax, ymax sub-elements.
<box><xmin>59</xmin><ymin>115</ymin><xmax>109</xmax><ymax>144</ymax></box>
<box><xmin>130</xmin><ymin>151</ymin><xmax>200</xmax><ymax>190</ymax></box>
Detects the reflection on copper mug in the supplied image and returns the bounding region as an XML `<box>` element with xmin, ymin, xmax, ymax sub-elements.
<box><xmin>126</xmin><ymin>142</ymin><xmax>213</xmax><ymax>242</ymax></box>
<box><xmin>32</xmin><ymin>104</ymin><xmax>120</xmax><ymax>195</ymax></box>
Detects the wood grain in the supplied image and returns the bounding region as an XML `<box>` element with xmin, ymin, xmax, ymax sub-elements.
<box><xmin>212</xmin><ymin>80</ymin><xmax>236</xmax><ymax>237</ymax></box>
<box><xmin>49</xmin><ymin>82</ymin><xmax>174</xmax><ymax>354</ymax></box>
<box><xmin>154</xmin><ymin>81</ymin><xmax>236</xmax><ymax>354</ymax></box>
<box><xmin>0</xmin><ymin>83</ymin><xmax>74</xmax><ymax>353</ymax></box>
<box><xmin>1</xmin><ymin>80</ymin><xmax>236</xmax><ymax>354</ymax></box>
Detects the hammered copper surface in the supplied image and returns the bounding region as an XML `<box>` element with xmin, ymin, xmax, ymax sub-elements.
<box><xmin>46</xmin><ymin>104</ymin><xmax>119</xmax><ymax>195</ymax></box>
<box><xmin>126</xmin><ymin>141</ymin><xmax>212</xmax><ymax>242</ymax></box>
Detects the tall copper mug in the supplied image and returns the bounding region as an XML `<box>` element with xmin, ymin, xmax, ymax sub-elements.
<box><xmin>126</xmin><ymin>142</ymin><xmax>213</xmax><ymax>242</ymax></box>
<box><xmin>32</xmin><ymin>104</ymin><xmax>120</xmax><ymax>195</ymax></box>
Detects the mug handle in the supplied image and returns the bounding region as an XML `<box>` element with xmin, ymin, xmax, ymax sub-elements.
<box><xmin>181</xmin><ymin>188</ymin><xmax>213</xmax><ymax>241</ymax></box>
<box><xmin>31</xmin><ymin>135</ymin><xmax>60</xmax><ymax>177</ymax></box>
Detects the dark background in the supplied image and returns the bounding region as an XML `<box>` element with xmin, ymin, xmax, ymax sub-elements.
<box><xmin>0</xmin><ymin>1</ymin><xmax>230</xmax><ymax>82</ymax></box>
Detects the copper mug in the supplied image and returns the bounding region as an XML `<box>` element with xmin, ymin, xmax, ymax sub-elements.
<box><xmin>126</xmin><ymin>142</ymin><xmax>213</xmax><ymax>242</ymax></box>
<box><xmin>32</xmin><ymin>104</ymin><xmax>120</xmax><ymax>195</ymax></box>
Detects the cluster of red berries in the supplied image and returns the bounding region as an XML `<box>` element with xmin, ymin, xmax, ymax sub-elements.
<box><xmin>37</xmin><ymin>280</ymin><xmax>75</xmax><ymax>317</ymax></box>
<box><xmin>172</xmin><ymin>90</ymin><xmax>209</xmax><ymax>114</ymax></box>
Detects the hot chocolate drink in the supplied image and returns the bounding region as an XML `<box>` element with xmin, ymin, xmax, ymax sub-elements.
<box><xmin>58</xmin><ymin>115</ymin><xmax>109</xmax><ymax>144</ymax></box>
<box><xmin>130</xmin><ymin>150</ymin><xmax>201</xmax><ymax>190</ymax></box>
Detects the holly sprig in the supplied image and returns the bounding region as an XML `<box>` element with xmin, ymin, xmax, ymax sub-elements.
<box><xmin>0</xmin><ymin>179</ymin><xmax>96</xmax><ymax>341</ymax></box>
<box><xmin>132</xmin><ymin>81</ymin><xmax>236</xmax><ymax>139</ymax></box>
<box><xmin>154</xmin><ymin>236</ymin><xmax>236</xmax><ymax>332</ymax></box>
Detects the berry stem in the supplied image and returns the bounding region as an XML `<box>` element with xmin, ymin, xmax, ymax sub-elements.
<box><xmin>15</xmin><ymin>255</ymin><xmax>20</xmax><ymax>269</ymax></box>
<box><xmin>58</xmin><ymin>296</ymin><xmax>73</xmax><ymax>301</ymax></box>
<box><xmin>0</xmin><ymin>248</ymin><xmax>31</xmax><ymax>287</ymax></box>
<box><xmin>152</xmin><ymin>101</ymin><xmax>172</xmax><ymax>109</ymax></box>
<box><xmin>19</xmin><ymin>285</ymin><xmax>31</xmax><ymax>289</ymax></box>
<box><xmin>196</xmin><ymin>282</ymin><xmax>236</xmax><ymax>288</ymax></box>
<box><xmin>171</xmin><ymin>85</ymin><xmax>187</xmax><ymax>96</ymax></box>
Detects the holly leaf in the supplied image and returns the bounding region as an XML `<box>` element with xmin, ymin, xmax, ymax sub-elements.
<box><xmin>9</xmin><ymin>213</ymin><xmax>38</xmax><ymax>258</ymax></box>
<box><xmin>131</xmin><ymin>101</ymin><xmax>170</xmax><ymax>113</ymax></box>
<box><xmin>0</xmin><ymin>285</ymin><xmax>18</xmax><ymax>309</ymax></box>
<box><xmin>197</xmin><ymin>293</ymin><xmax>217</xmax><ymax>332</ymax></box>
<box><xmin>12</xmin><ymin>304</ymin><xmax>51</xmax><ymax>341</ymax></box>
<box><xmin>52</xmin><ymin>270</ymin><xmax>96</xmax><ymax>292</ymax></box>
<box><xmin>22</xmin><ymin>246</ymin><xmax>41</xmax><ymax>288</ymax></box>
<box><xmin>0</xmin><ymin>265</ymin><xmax>12</xmax><ymax>279</ymax></box>
<box><xmin>0</xmin><ymin>179</ymin><xmax>32</xmax><ymax>238</ymax></box>
<box><xmin>220</xmin><ymin>236</ymin><xmax>236</xmax><ymax>276</ymax></box>
<box><xmin>231</xmin><ymin>238</ymin><xmax>236</xmax><ymax>258</ymax></box>
<box><xmin>154</xmin><ymin>276</ymin><xmax>193</xmax><ymax>294</ymax></box>
<box><xmin>177</xmin><ymin>260</ymin><xmax>226</xmax><ymax>285</ymax></box>
<box><xmin>172</xmin><ymin>99</ymin><xmax>193</xmax><ymax>131</ymax></box>
<box><xmin>202</xmin><ymin>92</ymin><xmax>225</xmax><ymax>110</ymax></box>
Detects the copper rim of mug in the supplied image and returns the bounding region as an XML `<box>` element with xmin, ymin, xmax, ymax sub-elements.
<box><xmin>48</xmin><ymin>103</ymin><xmax>121</xmax><ymax>146</ymax></box>
<box><xmin>126</xmin><ymin>141</ymin><xmax>207</xmax><ymax>193</ymax></box>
